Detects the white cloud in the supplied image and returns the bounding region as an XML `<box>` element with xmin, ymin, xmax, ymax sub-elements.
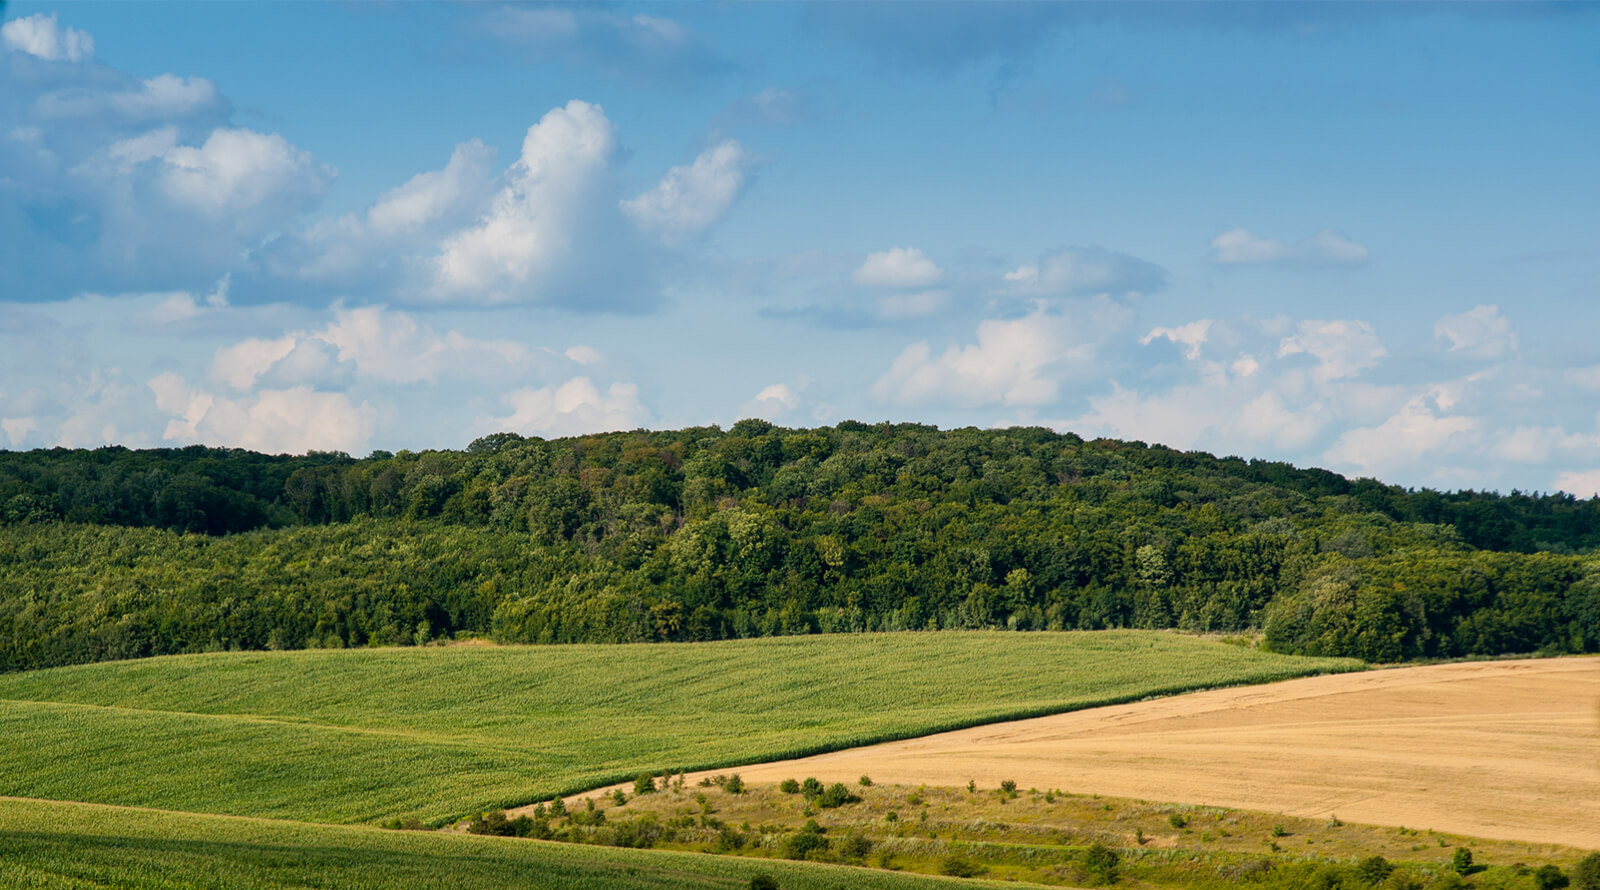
<box><xmin>368</xmin><ymin>139</ymin><xmax>497</xmax><ymax>236</ymax></box>
<box><xmin>739</xmin><ymin>382</ymin><xmax>802</xmax><ymax>423</ymax></box>
<box><xmin>2</xmin><ymin>417</ymin><xmax>39</xmax><ymax>447</ymax></box>
<box><xmin>1278</xmin><ymin>319</ymin><xmax>1386</xmax><ymax>382</ymax></box>
<box><xmin>872</xmin><ymin>310</ymin><xmax>1083</xmax><ymax>407</ymax></box>
<box><xmin>622</xmin><ymin>140</ymin><xmax>749</xmax><ymax>246</ymax></box>
<box><xmin>1211</xmin><ymin>228</ymin><xmax>1368</xmax><ymax>267</ymax></box>
<box><xmin>314</xmin><ymin>306</ymin><xmax>530</xmax><ymax>384</ymax></box>
<box><xmin>211</xmin><ymin>336</ymin><xmax>297</xmax><ymax>390</ymax></box>
<box><xmin>565</xmin><ymin>345</ymin><xmax>604</xmax><ymax>365</ymax></box>
<box><xmin>431</xmin><ymin>100</ymin><xmax>616</xmax><ymax>302</ymax></box>
<box><xmin>157</xmin><ymin>128</ymin><xmax>334</xmax><ymax>219</ymax></box>
<box><xmin>1434</xmin><ymin>304</ymin><xmax>1517</xmax><ymax>360</ymax></box>
<box><xmin>1142</xmin><ymin>319</ymin><xmax>1213</xmax><ymax>360</ymax></box>
<box><xmin>486</xmin><ymin>377</ymin><xmax>649</xmax><ymax>438</ymax></box>
<box><xmin>2</xmin><ymin>13</ymin><xmax>93</xmax><ymax>62</ymax></box>
<box><xmin>1001</xmin><ymin>246</ymin><xmax>1165</xmax><ymax>296</ymax></box>
<box><xmin>1554</xmin><ymin>470</ymin><xmax>1600</xmax><ymax>499</ymax></box>
<box><xmin>1323</xmin><ymin>390</ymin><xmax>1480</xmax><ymax>476</ymax></box>
<box><xmin>149</xmin><ymin>372</ymin><xmax>375</xmax><ymax>454</ymax></box>
<box><xmin>34</xmin><ymin>74</ymin><xmax>225</xmax><ymax>122</ymax></box>
<box><xmin>852</xmin><ymin>246</ymin><xmax>943</xmax><ymax>289</ymax></box>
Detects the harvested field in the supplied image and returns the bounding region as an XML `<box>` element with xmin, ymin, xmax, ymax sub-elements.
<box><xmin>586</xmin><ymin>658</ymin><xmax>1599</xmax><ymax>849</ymax></box>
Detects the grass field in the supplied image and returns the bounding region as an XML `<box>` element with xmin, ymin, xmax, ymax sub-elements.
<box><xmin>0</xmin><ymin>797</ymin><xmax>1035</xmax><ymax>890</ymax></box>
<box><xmin>0</xmin><ymin>631</ymin><xmax>1359</xmax><ymax>824</ymax></box>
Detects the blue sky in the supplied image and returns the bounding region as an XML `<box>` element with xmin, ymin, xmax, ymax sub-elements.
<box><xmin>1</xmin><ymin>2</ymin><xmax>1597</xmax><ymax>495</ymax></box>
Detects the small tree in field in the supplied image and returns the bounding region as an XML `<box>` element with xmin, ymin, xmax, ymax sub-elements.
<box><xmin>1575</xmin><ymin>853</ymin><xmax>1600</xmax><ymax>890</ymax></box>
<box><xmin>634</xmin><ymin>772</ymin><xmax>656</xmax><ymax>795</ymax></box>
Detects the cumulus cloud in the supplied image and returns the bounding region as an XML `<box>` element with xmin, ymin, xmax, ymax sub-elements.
<box><xmin>149</xmin><ymin>371</ymin><xmax>376</xmax><ymax>454</ymax></box>
<box><xmin>1323</xmin><ymin>389</ymin><xmax>1481</xmax><ymax>476</ymax></box>
<box><xmin>1278</xmin><ymin>319</ymin><xmax>1386</xmax><ymax>382</ymax></box>
<box><xmin>1211</xmin><ymin>228</ymin><xmax>1368</xmax><ymax>267</ymax></box>
<box><xmin>1002</xmin><ymin>246</ymin><xmax>1165</xmax><ymax>296</ymax></box>
<box><xmin>872</xmin><ymin>310</ymin><xmax>1089</xmax><ymax>407</ymax></box>
<box><xmin>621</xmin><ymin>139</ymin><xmax>750</xmax><ymax>246</ymax></box>
<box><xmin>1554</xmin><ymin>470</ymin><xmax>1600</xmax><ymax>499</ymax></box>
<box><xmin>1435</xmin><ymin>304</ymin><xmax>1517</xmax><ymax>360</ymax></box>
<box><xmin>739</xmin><ymin>382</ymin><xmax>802</xmax><ymax>423</ymax></box>
<box><xmin>33</xmin><ymin>73</ymin><xmax>227</xmax><ymax>123</ymax></box>
<box><xmin>1142</xmin><ymin>319</ymin><xmax>1212</xmax><ymax>360</ymax></box>
<box><xmin>852</xmin><ymin>246</ymin><xmax>943</xmax><ymax>288</ymax></box>
<box><xmin>314</xmin><ymin>306</ymin><xmax>530</xmax><ymax>384</ymax></box>
<box><xmin>430</xmin><ymin>100</ymin><xmax>616</xmax><ymax>304</ymax></box>
<box><xmin>485</xmin><ymin>377</ymin><xmax>649</xmax><ymax>438</ymax></box>
<box><xmin>2</xmin><ymin>13</ymin><xmax>94</xmax><ymax>62</ymax></box>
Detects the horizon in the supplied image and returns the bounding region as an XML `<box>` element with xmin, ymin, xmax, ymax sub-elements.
<box><xmin>2</xmin><ymin>1</ymin><xmax>1597</xmax><ymax>496</ymax></box>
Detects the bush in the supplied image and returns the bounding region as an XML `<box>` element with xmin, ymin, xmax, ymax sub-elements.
<box><xmin>837</xmin><ymin>830</ymin><xmax>873</xmax><ymax>860</ymax></box>
<box><xmin>859</xmin><ymin>774</ymin><xmax>873</xmax><ymax>787</ymax></box>
<box><xmin>940</xmin><ymin>854</ymin><xmax>986</xmax><ymax>878</ymax></box>
<box><xmin>800</xmin><ymin>777</ymin><xmax>823</xmax><ymax>798</ymax></box>
<box><xmin>1452</xmin><ymin>848</ymin><xmax>1475</xmax><ymax>875</ymax></box>
<box><xmin>1168</xmin><ymin>813</ymin><xmax>1188</xmax><ymax>829</ymax></box>
<box><xmin>999</xmin><ymin>779</ymin><xmax>1017</xmax><ymax>795</ymax></box>
<box><xmin>1084</xmin><ymin>842</ymin><xmax>1120</xmax><ymax>884</ymax></box>
<box><xmin>725</xmin><ymin>773</ymin><xmax>745</xmax><ymax>794</ymax></box>
<box><xmin>816</xmin><ymin>782</ymin><xmax>860</xmax><ymax>808</ymax></box>
<box><xmin>1356</xmin><ymin>856</ymin><xmax>1395</xmax><ymax>884</ymax></box>
<box><xmin>779</xmin><ymin>778</ymin><xmax>800</xmax><ymax>794</ymax></box>
<box><xmin>749</xmin><ymin>876</ymin><xmax>779</xmax><ymax>890</ymax></box>
<box><xmin>783</xmin><ymin>822</ymin><xmax>828</xmax><ymax>860</ymax></box>
<box><xmin>1575</xmin><ymin>853</ymin><xmax>1600</xmax><ymax>890</ymax></box>
<box><xmin>634</xmin><ymin>772</ymin><xmax>657</xmax><ymax>795</ymax></box>
<box><xmin>1534</xmin><ymin>864</ymin><xmax>1570</xmax><ymax>890</ymax></box>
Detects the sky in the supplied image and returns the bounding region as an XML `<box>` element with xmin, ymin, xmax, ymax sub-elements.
<box><xmin>1</xmin><ymin>2</ymin><xmax>1597</xmax><ymax>496</ymax></box>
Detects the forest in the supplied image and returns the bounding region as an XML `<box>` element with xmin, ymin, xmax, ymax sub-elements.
<box><xmin>2</xmin><ymin>421</ymin><xmax>1597</xmax><ymax>671</ymax></box>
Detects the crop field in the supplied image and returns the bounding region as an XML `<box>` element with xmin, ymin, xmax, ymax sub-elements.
<box><xmin>628</xmin><ymin>658</ymin><xmax>1599</xmax><ymax>850</ymax></box>
<box><xmin>0</xmin><ymin>797</ymin><xmax>1033</xmax><ymax>890</ymax></box>
<box><xmin>0</xmin><ymin>631</ymin><xmax>1358</xmax><ymax>824</ymax></box>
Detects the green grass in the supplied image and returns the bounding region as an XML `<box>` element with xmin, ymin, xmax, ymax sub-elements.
<box><xmin>0</xmin><ymin>631</ymin><xmax>1360</xmax><ymax>824</ymax></box>
<box><xmin>0</xmin><ymin>798</ymin><xmax>1038</xmax><ymax>890</ymax></box>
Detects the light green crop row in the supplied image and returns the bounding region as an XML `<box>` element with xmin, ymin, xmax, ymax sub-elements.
<box><xmin>0</xmin><ymin>631</ymin><xmax>1360</xmax><ymax>824</ymax></box>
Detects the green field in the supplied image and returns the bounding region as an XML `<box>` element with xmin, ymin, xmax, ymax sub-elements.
<box><xmin>0</xmin><ymin>631</ymin><xmax>1358</xmax><ymax>824</ymax></box>
<box><xmin>0</xmin><ymin>797</ymin><xmax>1036</xmax><ymax>890</ymax></box>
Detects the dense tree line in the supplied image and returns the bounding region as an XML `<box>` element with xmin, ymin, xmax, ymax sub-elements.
<box><xmin>2</xmin><ymin>422</ymin><xmax>1596</xmax><ymax>671</ymax></box>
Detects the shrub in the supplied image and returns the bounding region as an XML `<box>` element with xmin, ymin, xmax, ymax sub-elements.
<box><xmin>749</xmin><ymin>876</ymin><xmax>779</xmax><ymax>890</ymax></box>
<box><xmin>611</xmin><ymin>789</ymin><xmax>627</xmax><ymax>806</ymax></box>
<box><xmin>1084</xmin><ymin>842</ymin><xmax>1120</xmax><ymax>884</ymax></box>
<box><xmin>1168</xmin><ymin>813</ymin><xmax>1188</xmax><ymax>829</ymax></box>
<box><xmin>725</xmin><ymin>774</ymin><xmax>745</xmax><ymax>794</ymax></box>
<box><xmin>634</xmin><ymin>772</ymin><xmax>657</xmax><ymax>795</ymax></box>
<box><xmin>999</xmin><ymin>779</ymin><xmax>1017</xmax><ymax>795</ymax></box>
<box><xmin>859</xmin><ymin>774</ymin><xmax>873</xmax><ymax>787</ymax></box>
<box><xmin>816</xmin><ymin>782</ymin><xmax>860</xmax><ymax>808</ymax></box>
<box><xmin>1534</xmin><ymin>864</ymin><xmax>1569</xmax><ymax>890</ymax></box>
<box><xmin>800</xmin><ymin>777</ymin><xmax>824</xmax><ymax>798</ymax></box>
<box><xmin>1452</xmin><ymin>848</ymin><xmax>1475</xmax><ymax>875</ymax></box>
<box><xmin>783</xmin><ymin>822</ymin><xmax>828</xmax><ymax>860</ymax></box>
<box><xmin>837</xmin><ymin>830</ymin><xmax>873</xmax><ymax>860</ymax></box>
<box><xmin>549</xmin><ymin>797</ymin><xmax>566</xmax><ymax>817</ymax></box>
<box><xmin>1356</xmin><ymin>856</ymin><xmax>1395</xmax><ymax>884</ymax></box>
<box><xmin>940</xmin><ymin>854</ymin><xmax>986</xmax><ymax>878</ymax></box>
<box><xmin>966</xmin><ymin>779</ymin><xmax>976</xmax><ymax>793</ymax></box>
<box><xmin>1271</xmin><ymin>823</ymin><xmax>1288</xmax><ymax>837</ymax></box>
<box><xmin>779</xmin><ymin>778</ymin><xmax>800</xmax><ymax>794</ymax></box>
<box><xmin>1575</xmin><ymin>853</ymin><xmax>1600</xmax><ymax>890</ymax></box>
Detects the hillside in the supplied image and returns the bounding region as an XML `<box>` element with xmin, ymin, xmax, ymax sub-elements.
<box><xmin>3</xmin><ymin>422</ymin><xmax>1598</xmax><ymax>671</ymax></box>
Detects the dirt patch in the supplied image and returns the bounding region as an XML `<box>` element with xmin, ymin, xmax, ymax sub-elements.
<box><xmin>559</xmin><ymin>658</ymin><xmax>1599</xmax><ymax>849</ymax></box>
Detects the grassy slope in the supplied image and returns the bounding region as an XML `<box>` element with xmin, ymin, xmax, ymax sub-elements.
<box><xmin>0</xmin><ymin>798</ymin><xmax>1035</xmax><ymax>890</ymax></box>
<box><xmin>0</xmin><ymin>631</ymin><xmax>1358</xmax><ymax>823</ymax></box>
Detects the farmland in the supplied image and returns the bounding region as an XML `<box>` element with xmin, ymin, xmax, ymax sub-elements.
<box><xmin>0</xmin><ymin>631</ymin><xmax>1358</xmax><ymax>824</ymax></box>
